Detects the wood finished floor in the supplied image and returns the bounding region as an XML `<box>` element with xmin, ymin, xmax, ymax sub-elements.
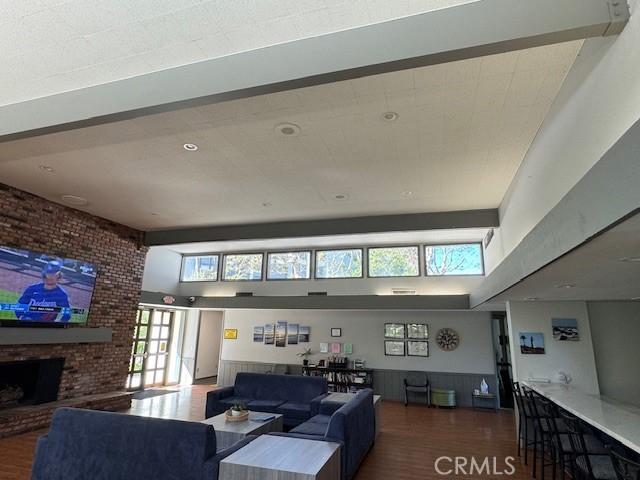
<box><xmin>0</xmin><ymin>384</ymin><xmax>534</xmax><ymax>479</ymax></box>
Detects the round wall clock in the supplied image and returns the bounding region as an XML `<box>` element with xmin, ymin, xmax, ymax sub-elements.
<box><xmin>436</xmin><ymin>328</ymin><xmax>460</xmax><ymax>351</ymax></box>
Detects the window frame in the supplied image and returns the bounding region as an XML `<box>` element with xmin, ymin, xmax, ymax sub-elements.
<box><xmin>423</xmin><ymin>242</ymin><xmax>485</xmax><ymax>277</ymax></box>
<box><xmin>221</xmin><ymin>252</ymin><xmax>265</xmax><ymax>282</ymax></box>
<box><xmin>179</xmin><ymin>254</ymin><xmax>221</xmax><ymax>283</ymax></box>
<box><xmin>367</xmin><ymin>245</ymin><xmax>421</xmax><ymax>278</ymax></box>
<box><xmin>313</xmin><ymin>247</ymin><xmax>365</xmax><ymax>280</ymax></box>
<box><xmin>265</xmin><ymin>250</ymin><xmax>313</xmax><ymax>281</ymax></box>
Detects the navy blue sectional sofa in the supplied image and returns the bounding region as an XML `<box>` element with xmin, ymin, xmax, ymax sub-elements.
<box><xmin>31</xmin><ymin>407</ymin><xmax>254</xmax><ymax>480</ymax></box>
<box><xmin>272</xmin><ymin>389</ymin><xmax>375</xmax><ymax>480</ymax></box>
<box><xmin>205</xmin><ymin>372</ymin><xmax>328</xmax><ymax>428</ymax></box>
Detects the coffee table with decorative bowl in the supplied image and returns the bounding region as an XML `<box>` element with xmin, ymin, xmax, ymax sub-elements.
<box><xmin>200</xmin><ymin>411</ymin><xmax>284</xmax><ymax>450</ymax></box>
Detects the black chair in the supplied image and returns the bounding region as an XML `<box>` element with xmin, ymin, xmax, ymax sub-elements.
<box><xmin>523</xmin><ymin>386</ymin><xmax>556</xmax><ymax>480</ymax></box>
<box><xmin>559</xmin><ymin>410</ymin><xmax>616</xmax><ymax>480</ymax></box>
<box><xmin>608</xmin><ymin>445</ymin><xmax>640</xmax><ymax>480</ymax></box>
<box><xmin>512</xmin><ymin>381</ymin><xmax>534</xmax><ymax>464</ymax></box>
<box><xmin>404</xmin><ymin>372</ymin><xmax>430</xmax><ymax>406</ymax></box>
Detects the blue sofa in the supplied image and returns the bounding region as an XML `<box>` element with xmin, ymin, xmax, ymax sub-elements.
<box><xmin>205</xmin><ymin>373</ymin><xmax>328</xmax><ymax>428</ymax></box>
<box><xmin>272</xmin><ymin>389</ymin><xmax>375</xmax><ymax>480</ymax></box>
<box><xmin>31</xmin><ymin>407</ymin><xmax>254</xmax><ymax>480</ymax></box>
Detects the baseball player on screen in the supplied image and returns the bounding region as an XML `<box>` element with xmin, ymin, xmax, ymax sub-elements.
<box><xmin>17</xmin><ymin>261</ymin><xmax>71</xmax><ymax>322</ymax></box>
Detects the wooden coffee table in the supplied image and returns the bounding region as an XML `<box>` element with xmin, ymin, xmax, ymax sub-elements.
<box><xmin>201</xmin><ymin>411</ymin><xmax>284</xmax><ymax>450</ymax></box>
<box><xmin>219</xmin><ymin>434</ymin><xmax>341</xmax><ymax>480</ymax></box>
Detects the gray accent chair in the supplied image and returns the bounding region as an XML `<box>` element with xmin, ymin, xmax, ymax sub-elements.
<box><xmin>404</xmin><ymin>372</ymin><xmax>430</xmax><ymax>406</ymax></box>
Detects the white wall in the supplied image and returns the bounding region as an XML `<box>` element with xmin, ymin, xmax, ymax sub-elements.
<box><xmin>588</xmin><ymin>301</ymin><xmax>640</xmax><ymax>407</ymax></box>
<box><xmin>506</xmin><ymin>301</ymin><xmax>599</xmax><ymax>394</ymax></box>
<box><xmin>179</xmin><ymin>308</ymin><xmax>200</xmax><ymax>385</ymax></box>
<box><xmin>195</xmin><ymin>310</ymin><xmax>223</xmax><ymax>379</ymax></box>
<box><xmin>142</xmin><ymin>246</ymin><xmax>182</xmax><ymax>294</ymax></box>
<box><xmin>493</xmin><ymin>0</ymin><xmax>640</xmax><ymax>265</ymax></box>
<box><xmin>179</xmin><ymin>274</ymin><xmax>484</xmax><ymax>297</ymax></box>
<box><xmin>220</xmin><ymin>309</ymin><xmax>495</xmax><ymax>374</ymax></box>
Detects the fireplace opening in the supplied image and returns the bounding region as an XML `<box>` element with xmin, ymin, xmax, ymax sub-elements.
<box><xmin>0</xmin><ymin>358</ymin><xmax>64</xmax><ymax>410</ymax></box>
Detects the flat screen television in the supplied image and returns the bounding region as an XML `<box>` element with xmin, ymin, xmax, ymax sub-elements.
<box><xmin>0</xmin><ymin>246</ymin><xmax>97</xmax><ymax>327</ymax></box>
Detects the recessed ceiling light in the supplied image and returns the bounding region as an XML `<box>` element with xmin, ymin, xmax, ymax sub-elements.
<box><xmin>524</xmin><ymin>297</ymin><xmax>540</xmax><ymax>301</ymax></box>
<box><xmin>620</xmin><ymin>256</ymin><xmax>640</xmax><ymax>262</ymax></box>
<box><xmin>382</xmin><ymin>111</ymin><xmax>399</xmax><ymax>122</ymax></box>
<box><xmin>39</xmin><ymin>165</ymin><xmax>55</xmax><ymax>173</ymax></box>
<box><xmin>333</xmin><ymin>193</ymin><xmax>350</xmax><ymax>201</ymax></box>
<box><xmin>555</xmin><ymin>284</ymin><xmax>575</xmax><ymax>289</ymax></box>
<box><xmin>631</xmin><ymin>297</ymin><xmax>640</xmax><ymax>301</ymax></box>
<box><xmin>401</xmin><ymin>190</ymin><xmax>413</xmax><ymax>197</ymax></box>
<box><xmin>61</xmin><ymin>195</ymin><xmax>88</xmax><ymax>206</ymax></box>
<box><xmin>275</xmin><ymin>123</ymin><xmax>301</xmax><ymax>137</ymax></box>
<box><xmin>262</xmin><ymin>202</ymin><xmax>272</xmax><ymax>207</ymax></box>
<box><xmin>183</xmin><ymin>143</ymin><xmax>198</xmax><ymax>151</ymax></box>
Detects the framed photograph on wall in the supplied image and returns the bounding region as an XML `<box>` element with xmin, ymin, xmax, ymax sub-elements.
<box><xmin>552</xmin><ymin>318</ymin><xmax>579</xmax><ymax>341</ymax></box>
<box><xmin>519</xmin><ymin>332</ymin><xmax>545</xmax><ymax>354</ymax></box>
<box><xmin>298</xmin><ymin>326</ymin><xmax>310</xmax><ymax>343</ymax></box>
<box><xmin>253</xmin><ymin>326</ymin><xmax>264</xmax><ymax>342</ymax></box>
<box><xmin>384</xmin><ymin>340</ymin><xmax>405</xmax><ymax>356</ymax></box>
<box><xmin>407</xmin><ymin>323</ymin><xmax>428</xmax><ymax>340</ymax></box>
<box><xmin>275</xmin><ymin>321</ymin><xmax>287</xmax><ymax>347</ymax></box>
<box><xmin>319</xmin><ymin>342</ymin><xmax>329</xmax><ymax>353</ymax></box>
<box><xmin>264</xmin><ymin>324</ymin><xmax>274</xmax><ymax>345</ymax></box>
<box><xmin>343</xmin><ymin>343</ymin><xmax>353</xmax><ymax>355</ymax></box>
<box><xmin>407</xmin><ymin>340</ymin><xmax>429</xmax><ymax>357</ymax></box>
<box><xmin>384</xmin><ymin>323</ymin><xmax>405</xmax><ymax>339</ymax></box>
<box><xmin>287</xmin><ymin>323</ymin><xmax>299</xmax><ymax>345</ymax></box>
<box><xmin>330</xmin><ymin>342</ymin><xmax>341</xmax><ymax>354</ymax></box>
<box><xmin>331</xmin><ymin>328</ymin><xmax>342</xmax><ymax>337</ymax></box>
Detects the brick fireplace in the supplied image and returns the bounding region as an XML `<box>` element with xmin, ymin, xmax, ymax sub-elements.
<box><xmin>0</xmin><ymin>183</ymin><xmax>147</xmax><ymax>437</ymax></box>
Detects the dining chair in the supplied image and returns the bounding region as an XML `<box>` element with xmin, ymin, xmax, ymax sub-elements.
<box><xmin>608</xmin><ymin>445</ymin><xmax>640</xmax><ymax>480</ymax></box>
<box><xmin>403</xmin><ymin>372</ymin><xmax>430</xmax><ymax>406</ymax></box>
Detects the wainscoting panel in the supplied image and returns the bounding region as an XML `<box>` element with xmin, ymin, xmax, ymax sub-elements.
<box><xmin>217</xmin><ymin>360</ymin><xmax>498</xmax><ymax>408</ymax></box>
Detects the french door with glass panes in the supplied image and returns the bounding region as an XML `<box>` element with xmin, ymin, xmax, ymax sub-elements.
<box><xmin>126</xmin><ymin>308</ymin><xmax>173</xmax><ymax>390</ymax></box>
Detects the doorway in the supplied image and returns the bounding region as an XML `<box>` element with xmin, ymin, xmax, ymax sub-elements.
<box><xmin>194</xmin><ymin>310</ymin><xmax>224</xmax><ymax>383</ymax></box>
<box><xmin>492</xmin><ymin>312</ymin><xmax>514</xmax><ymax>408</ymax></box>
<box><xmin>126</xmin><ymin>308</ymin><xmax>174</xmax><ymax>390</ymax></box>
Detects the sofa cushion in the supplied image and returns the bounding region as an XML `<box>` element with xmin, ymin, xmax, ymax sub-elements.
<box><xmin>247</xmin><ymin>399</ymin><xmax>285</xmax><ymax>411</ymax></box>
<box><xmin>218</xmin><ymin>396</ymin><xmax>253</xmax><ymax>407</ymax></box>
<box><xmin>289</xmin><ymin>421</ymin><xmax>329</xmax><ymax>436</ymax></box>
<box><xmin>306</xmin><ymin>414</ymin><xmax>332</xmax><ymax>426</ymax></box>
<box><xmin>276</xmin><ymin>402</ymin><xmax>311</xmax><ymax>419</ymax></box>
<box><xmin>234</xmin><ymin>373</ymin><xmax>327</xmax><ymax>403</ymax></box>
<box><xmin>32</xmin><ymin>408</ymin><xmax>218</xmax><ymax>480</ymax></box>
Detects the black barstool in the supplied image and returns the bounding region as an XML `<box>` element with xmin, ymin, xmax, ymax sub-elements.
<box><xmin>608</xmin><ymin>445</ymin><xmax>640</xmax><ymax>480</ymax></box>
<box><xmin>559</xmin><ymin>410</ymin><xmax>617</xmax><ymax>480</ymax></box>
<box><xmin>523</xmin><ymin>387</ymin><xmax>556</xmax><ymax>480</ymax></box>
<box><xmin>513</xmin><ymin>381</ymin><xmax>536</xmax><ymax>465</ymax></box>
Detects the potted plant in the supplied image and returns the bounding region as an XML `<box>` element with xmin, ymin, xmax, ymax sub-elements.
<box><xmin>230</xmin><ymin>403</ymin><xmax>246</xmax><ymax>417</ymax></box>
<box><xmin>297</xmin><ymin>348</ymin><xmax>312</xmax><ymax>366</ymax></box>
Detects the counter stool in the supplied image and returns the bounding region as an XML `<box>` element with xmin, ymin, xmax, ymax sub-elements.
<box><xmin>608</xmin><ymin>445</ymin><xmax>640</xmax><ymax>480</ymax></box>
<box><xmin>560</xmin><ymin>410</ymin><xmax>616</xmax><ymax>480</ymax></box>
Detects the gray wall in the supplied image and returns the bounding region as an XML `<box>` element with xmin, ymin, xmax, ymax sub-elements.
<box><xmin>220</xmin><ymin>309</ymin><xmax>496</xmax><ymax>374</ymax></box>
<box><xmin>588</xmin><ymin>301</ymin><xmax>640</xmax><ymax>407</ymax></box>
<box><xmin>217</xmin><ymin>359</ymin><xmax>497</xmax><ymax>408</ymax></box>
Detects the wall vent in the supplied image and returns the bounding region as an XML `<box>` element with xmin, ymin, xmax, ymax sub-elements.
<box><xmin>235</xmin><ymin>292</ymin><xmax>254</xmax><ymax>297</ymax></box>
<box><xmin>308</xmin><ymin>291</ymin><xmax>328</xmax><ymax>296</ymax></box>
<box><xmin>391</xmin><ymin>288</ymin><xmax>417</xmax><ymax>295</ymax></box>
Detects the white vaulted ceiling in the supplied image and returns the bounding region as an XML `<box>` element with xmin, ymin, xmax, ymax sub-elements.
<box><xmin>0</xmin><ymin>0</ymin><xmax>477</xmax><ymax>106</ymax></box>
<box><xmin>0</xmin><ymin>40</ymin><xmax>582</xmax><ymax>230</ymax></box>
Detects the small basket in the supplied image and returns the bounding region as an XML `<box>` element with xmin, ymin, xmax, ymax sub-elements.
<box><xmin>225</xmin><ymin>409</ymin><xmax>249</xmax><ymax>422</ymax></box>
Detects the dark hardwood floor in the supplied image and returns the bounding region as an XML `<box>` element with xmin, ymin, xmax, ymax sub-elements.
<box><xmin>0</xmin><ymin>385</ymin><xmax>533</xmax><ymax>479</ymax></box>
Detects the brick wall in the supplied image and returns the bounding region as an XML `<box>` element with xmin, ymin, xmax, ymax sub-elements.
<box><xmin>0</xmin><ymin>183</ymin><xmax>147</xmax><ymax>399</ymax></box>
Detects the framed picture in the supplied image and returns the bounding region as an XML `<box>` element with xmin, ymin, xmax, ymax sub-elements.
<box><xmin>384</xmin><ymin>340</ymin><xmax>405</xmax><ymax>356</ymax></box>
<box><xmin>330</xmin><ymin>342</ymin><xmax>341</xmax><ymax>354</ymax></box>
<box><xmin>519</xmin><ymin>332</ymin><xmax>545</xmax><ymax>354</ymax></box>
<box><xmin>343</xmin><ymin>343</ymin><xmax>353</xmax><ymax>355</ymax></box>
<box><xmin>407</xmin><ymin>323</ymin><xmax>428</xmax><ymax>339</ymax></box>
<box><xmin>331</xmin><ymin>328</ymin><xmax>342</xmax><ymax>337</ymax></box>
<box><xmin>223</xmin><ymin>329</ymin><xmax>238</xmax><ymax>340</ymax></box>
<box><xmin>287</xmin><ymin>323</ymin><xmax>299</xmax><ymax>345</ymax></box>
<box><xmin>552</xmin><ymin>318</ymin><xmax>579</xmax><ymax>341</ymax></box>
<box><xmin>264</xmin><ymin>324</ymin><xmax>274</xmax><ymax>345</ymax></box>
<box><xmin>253</xmin><ymin>326</ymin><xmax>264</xmax><ymax>342</ymax></box>
<box><xmin>407</xmin><ymin>340</ymin><xmax>429</xmax><ymax>357</ymax></box>
<box><xmin>385</xmin><ymin>323</ymin><xmax>405</xmax><ymax>339</ymax></box>
<box><xmin>298</xmin><ymin>326</ymin><xmax>310</xmax><ymax>343</ymax></box>
<box><xmin>319</xmin><ymin>342</ymin><xmax>329</xmax><ymax>353</ymax></box>
<box><xmin>275</xmin><ymin>321</ymin><xmax>287</xmax><ymax>347</ymax></box>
